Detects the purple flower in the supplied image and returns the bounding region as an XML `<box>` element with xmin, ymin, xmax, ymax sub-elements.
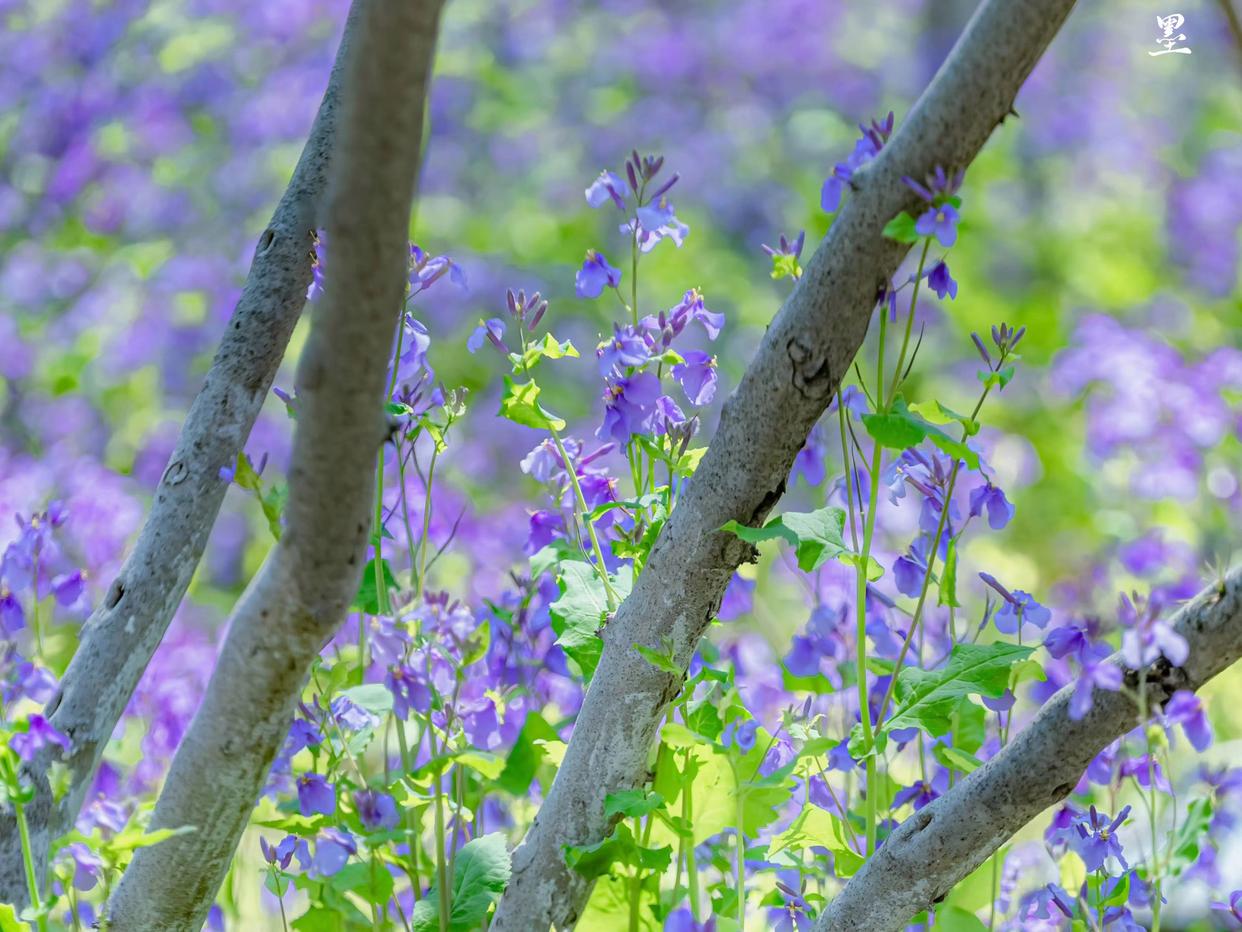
<box><xmin>387</xmin><ymin>661</ymin><xmax>432</xmax><ymax>720</ymax></box>
<box><xmin>820</xmin><ymin>112</ymin><xmax>894</xmax><ymax>212</ymax></box>
<box><xmin>0</xmin><ymin>587</ymin><xmax>23</xmax><ymax>634</ymax></box>
<box><xmin>630</xmin><ymin>199</ymin><xmax>689</xmax><ymax>252</ymax></box>
<box><xmin>260</xmin><ymin>835</ymin><xmax>303</xmax><ymax>871</ymax></box>
<box><xmin>915</xmin><ymin>204</ymin><xmax>959</xmax><ymax>248</ymax></box>
<box><xmin>11</xmin><ymin>714</ymin><xmax>71</xmax><ymax>762</ymax></box>
<box><xmin>51</xmin><ymin>570</ymin><xmax>86</xmax><ymax>606</ymax></box>
<box><xmin>1211</xmin><ymin>891</ymin><xmax>1242</xmax><ymax>924</ymax></box>
<box><xmin>354</xmin><ymin>790</ymin><xmax>400</xmax><ymax>831</ymax></box>
<box><xmin>585</xmin><ymin>170</ymin><xmax>626</xmax><ymax>209</ymax></box>
<box><xmin>968</xmin><ymin>482</ymin><xmax>1013</xmax><ymax>530</ymax></box>
<box><xmin>468</xmin><ymin>317</ymin><xmax>506</xmax><ymax>354</ymax></box>
<box><xmin>892</xmin><ymin>538</ymin><xmax>930</xmax><ymax>598</ymax></box>
<box><xmin>664</xmin><ymin>907</ymin><xmax>716</xmax><ymax>932</ymax></box>
<box><xmin>296</xmin><ymin>772</ymin><xmax>335</xmax><ymax>817</ymax></box>
<box><xmin>671</xmin><ymin>350</ymin><xmax>718</xmax><ymax>406</ymax></box>
<box><xmin>722</xmin><ymin>719</ymin><xmax>758</xmax><ymax>753</ymax></box>
<box><xmin>525</xmin><ymin>510</ymin><xmax>564</xmax><ymax>555</ymax></box>
<box><xmin>598</xmin><ymin>371</ymin><xmax>661</xmax><ymax>443</ymax></box>
<box><xmin>59</xmin><ymin>842</ymin><xmax>103</xmax><ymax>891</ymax></box>
<box><xmin>575</xmin><ymin>250</ymin><xmax>621</xmax><ymax>298</ymax></box>
<box><xmin>926</xmin><ymin>260</ymin><xmax>957</xmax><ymax>300</ymax></box>
<box><xmin>666</xmin><ymin>288</ymin><xmax>723</xmax><ymax>341</ymax></box>
<box><xmin>993</xmin><ymin>590</ymin><xmax>1051</xmax><ymax>634</ymax></box>
<box><xmin>312</xmin><ymin>828</ymin><xmax>356</xmax><ymax>876</ymax></box>
<box><xmin>1119</xmin><ymin>593</ymin><xmax>1188</xmax><ymax>668</ymax></box>
<box><xmin>1164</xmin><ymin>690</ymin><xmax>1211</xmax><ymax>751</ymax></box>
<box><xmin>1044</xmin><ymin>623</ymin><xmax>1088</xmax><ymax>659</ymax></box>
<box><xmin>596</xmin><ymin>324</ymin><xmax>649</xmax><ymax>375</ymax></box>
<box><xmin>331</xmin><ymin>695</ymin><xmax>379</xmax><ymax>732</ymax></box>
<box><xmin>1071</xmin><ymin>804</ymin><xmax>1131</xmax><ymax>872</ymax></box>
<box><xmin>1070</xmin><ymin>644</ymin><xmax>1123</xmax><ymax>720</ymax></box>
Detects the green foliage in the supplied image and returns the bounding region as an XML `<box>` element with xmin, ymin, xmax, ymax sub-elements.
<box><xmin>411</xmin><ymin>833</ymin><xmax>512</xmax><ymax>931</ymax></box>
<box><xmin>721</xmin><ymin>506</ymin><xmax>848</xmax><ymax>572</ymax></box>
<box><xmin>882</xmin><ymin>643</ymin><xmax>1033</xmax><ymax>737</ymax></box>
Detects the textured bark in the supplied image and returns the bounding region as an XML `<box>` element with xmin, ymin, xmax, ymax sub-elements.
<box><xmin>0</xmin><ymin>3</ymin><xmax>364</xmax><ymax>906</ymax></box>
<box><xmin>104</xmin><ymin>0</ymin><xmax>445</xmax><ymax>928</ymax></box>
<box><xmin>490</xmin><ymin>0</ymin><xmax>1078</xmax><ymax>927</ymax></box>
<box><xmin>817</xmin><ymin>568</ymin><xmax>1242</xmax><ymax>932</ymax></box>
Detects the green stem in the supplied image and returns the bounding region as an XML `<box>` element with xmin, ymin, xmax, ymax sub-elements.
<box><xmin>684</xmin><ymin>750</ymin><xmax>701</xmax><ymax>920</ymax></box>
<box><xmin>416</xmin><ymin>448</ymin><xmax>439</xmax><ymax>599</ymax></box>
<box><xmin>887</xmin><ymin>239</ymin><xmax>931</xmax><ymax>404</ymax></box>
<box><xmin>855</xmin><ymin>440</ymin><xmax>884</xmax><ymax>855</ymax></box>
<box><xmin>735</xmin><ymin>767</ymin><xmax>746</xmax><ymax>930</ymax></box>
<box><xmin>15</xmin><ymin>802</ymin><xmax>46</xmax><ymax>932</ymax></box>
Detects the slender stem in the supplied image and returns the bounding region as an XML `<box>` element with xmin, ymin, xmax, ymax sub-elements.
<box><xmin>735</xmin><ymin>767</ymin><xmax>746</xmax><ymax>930</ymax></box>
<box><xmin>15</xmin><ymin>802</ymin><xmax>46</xmax><ymax>932</ymax></box>
<box><xmin>855</xmin><ymin>441</ymin><xmax>884</xmax><ymax>855</ymax></box>
<box><xmin>684</xmin><ymin>750</ymin><xmax>701</xmax><ymax>920</ymax></box>
<box><xmin>427</xmin><ymin>714</ymin><xmax>450</xmax><ymax>932</ymax></box>
<box><xmin>887</xmin><ymin>240</ymin><xmax>931</xmax><ymax>404</ymax></box>
<box><xmin>271</xmin><ymin>867</ymin><xmax>290</xmax><ymax>932</ymax></box>
<box><xmin>416</xmin><ymin>448</ymin><xmax>439</xmax><ymax>599</ymax></box>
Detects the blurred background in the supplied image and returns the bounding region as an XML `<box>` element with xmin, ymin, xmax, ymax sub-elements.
<box><xmin>0</xmin><ymin>0</ymin><xmax>1239</xmax><ymax>920</ymax></box>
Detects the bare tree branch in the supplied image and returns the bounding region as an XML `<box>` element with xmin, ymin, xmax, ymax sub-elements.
<box><xmin>104</xmin><ymin>1</ymin><xmax>446</xmax><ymax>927</ymax></box>
<box><xmin>490</xmin><ymin>0</ymin><xmax>1077</xmax><ymax>926</ymax></box>
<box><xmin>817</xmin><ymin>567</ymin><xmax>1242</xmax><ymax>932</ymax></box>
<box><xmin>0</xmin><ymin>3</ymin><xmax>366</xmax><ymax>904</ymax></box>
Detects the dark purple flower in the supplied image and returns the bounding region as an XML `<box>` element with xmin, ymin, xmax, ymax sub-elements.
<box><xmin>354</xmin><ymin>790</ymin><xmax>400</xmax><ymax>831</ymax></box>
<box><xmin>666</xmin><ymin>289</ymin><xmax>723</xmax><ymax>341</ymax></box>
<box><xmin>820</xmin><ymin>112</ymin><xmax>894</xmax><ymax>212</ymax></box>
<box><xmin>575</xmin><ymin>250</ymin><xmax>621</xmax><ymax>298</ymax></box>
<box><xmin>260</xmin><ymin>835</ymin><xmax>303</xmax><ymax>871</ymax></box>
<box><xmin>1071</xmin><ymin>804</ymin><xmax>1131</xmax><ymax>872</ymax></box>
<box><xmin>296</xmin><ymin>772</ymin><xmax>335</xmax><ymax>817</ymax></box>
<box><xmin>386</xmin><ymin>662</ymin><xmax>432</xmax><ymax>719</ymax></box>
<box><xmin>525</xmin><ymin>510</ymin><xmax>564</xmax><ymax>555</ymax></box>
<box><xmin>51</xmin><ymin>570</ymin><xmax>85</xmax><ymax>606</ymax></box>
<box><xmin>1044</xmin><ymin>623</ymin><xmax>1089</xmax><ymax>659</ymax></box>
<box><xmin>722</xmin><ymin>719</ymin><xmax>758</xmax><ymax>753</ymax></box>
<box><xmin>59</xmin><ymin>842</ymin><xmax>102</xmax><ymax>891</ymax></box>
<box><xmin>664</xmin><ymin>907</ymin><xmax>716</xmax><ymax>932</ymax></box>
<box><xmin>892</xmin><ymin>538</ymin><xmax>930</xmax><ymax>598</ymax></box>
<box><xmin>968</xmin><ymin>482</ymin><xmax>1013</xmax><ymax>530</ymax></box>
<box><xmin>11</xmin><ymin>714</ymin><xmax>71</xmax><ymax>761</ymax></box>
<box><xmin>926</xmin><ymin>260</ymin><xmax>957</xmax><ymax>300</ymax></box>
<box><xmin>0</xmin><ymin>587</ymin><xmax>23</xmax><ymax>634</ymax></box>
<box><xmin>671</xmin><ymin>350</ymin><xmax>718</xmax><ymax>406</ymax></box>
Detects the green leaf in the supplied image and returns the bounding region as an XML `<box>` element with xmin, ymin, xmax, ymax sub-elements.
<box><xmin>497</xmin><ymin>712</ymin><xmax>561</xmax><ymax>796</ymax></box>
<box><xmin>352</xmin><ymin>558</ymin><xmax>396</xmax><ymax>615</ymax></box>
<box><xmin>934</xmin><ymin>905</ymin><xmax>988</xmax><ymax>932</ymax></box>
<box><xmin>604</xmin><ymin>789</ymin><xmax>666</xmax><ymax>820</ymax></box>
<box><xmin>909</xmin><ymin>400</ymin><xmax>979</xmax><ymax>436</ymax></box>
<box><xmin>770</xmin><ymin>253</ymin><xmax>802</xmax><ymax>281</ymax></box>
<box><xmin>564</xmin><ymin>823</ymin><xmax>672</xmax><ymax>880</ymax></box>
<box><xmin>721</xmin><ymin>506</ymin><xmax>847</xmax><ymax>572</ymax></box>
<box><xmin>412</xmin><ymin>833</ymin><xmax>511</xmax><ymax>931</ymax></box>
<box><xmin>499</xmin><ymin>377</ymin><xmax>565</xmax><ymax>431</ymax></box>
<box><xmin>549</xmin><ymin>561</ymin><xmax>611</xmax><ymax>648</ymax></box>
<box><xmin>767</xmin><ymin>806</ymin><xmax>864</xmax><ymax>876</ymax></box>
<box><xmin>231</xmin><ymin>451</ymin><xmax>263</xmax><ymax>492</ymax></box>
<box><xmin>634</xmin><ymin>642</ymin><xmax>681</xmax><ymax>675</ymax></box>
<box><xmin>518</xmin><ymin>332</ymin><xmax>580</xmax><ymax>371</ymax></box>
<box><xmin>339</xmin><ymin>683</ymin><xmax>393</xmax><ymax>718</ymax></box>
<box><xmin>933</xmin><ymin>744</ymin><xmax>983</xmax><ymax>774</ymax></box>
<box><xmin>862</xmin><ymin>397</ymin><xmax>979</xmax><ymax>469</ymax></box>
<box><xmin>0</xmin><ymin>904</ymin><xmax>23</xmax><ymax>932</ymax></box>
<box><xmin>1167</xmin><ymin>797</ymin><xmax>1213</xmax><ymax>877</ymax></box>
<box><xmin>882</xmin><ymin>211</ymin><xmax>920</xmax><ymax>244</ymax></box>
<box><xmin>883</xmin><ymin>643</ymin><xmax>1034</xmax><ymax>738</ymax></box>
<box><xmin>938</xmin><ymin>537</ymin><xmax>961</xmax><ymax>608</ymax></box>
<box><xmin>107</xmin><ymin>823</ymin><xmax>197</xmax><ymax>853</ymax></box>
<box><xmin>455</xmin><ymin>750</ymin><xmax>506</xmax><ymax>780</ymax></box>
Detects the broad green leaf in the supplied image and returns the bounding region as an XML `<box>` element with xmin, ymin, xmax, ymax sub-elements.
<box><xmin>340</xmin><ymin>683</ymin><xmax>393</xmax><ymax>718</ymax></box>
<box><xmin>456</xmin><ymin>750</ymin><xmax>506</xmax><ymax>780</ymax></box>
<box><xmin>0</xmin><ymin>904</ymin><xmax>23</xmax><ymax>932</ymax></box>
<box><xmin>517</xmin><ymin>332</ymin><xmax>579</xmax><ymax>370</ymax></box>
<box><xmin>934</xmin><ymin>745</ymin><xmax>983</xmax><ymax>774</ymax></box>
<box><xmin>564</xmin><ymin>823</ymin><xmax>672</xmax><ymax>880</ymax></box>
<box><xmin>498</xmin><ymin>377</ymin><xmax>565</xmax><ymax>431</ymax></box>
<box><xmin>721</xmin><ymin>506</ymin><xmax>847</xmax><ymax>572</ymax></box>
<box><xmin>412</xmin><ymin>833</ymin><xmax>511</xmax><ymax>931</ymax></box>
<box><xmin>934</xmin><ymin>905</ymin><xmax>988</xmax><ymax>932</ymax></box>
<box><xmin>634</xmin><ymin>642</ymin><xmax>681</xmax><ymax>675</ymax></box>
<box><xmin>884</xmin><ymin>643</ymin><xmax>1034</xmax><ymax>738</ymax></box>
<box><xmin>352</xmin><ymin>558</ymin><xmax>396</xmax><ymax>615</ymax></box>
<box><xmin>882</xmin><ymin>211</ymin><xmax>920</xmax><ymax>243</ymax></box>
<box><xmin>108</xmin><ymin>823</ymin><xmax>197</xmax><ymax>853</ymax></box>
<box><xmin>603</xmin><ymin>789</ymin><xmax>666</xmax><ymax>820</ymax></box>
<box><xmin>909</xmin><ymin>400</ymin><xmax>979</xmax><ymax>436</ymax></box>
<box><xmin>576</xmin><ymin>874</ymin><xmax>661</xmax><ymax>931</ymax></box>
<box><xmin>497</xmin><ymin>711</ymin><xmax>561</xmax><ymax>796</ymax></box>
<box><xmin>862</xmin><ymin>398</ymin><xmax>980</xmax><ymax>470</ymax></box>
<box><xmin>549</xmin><ymin>561</ymin><xmax>611</xmax><ymax>648</ymax></box>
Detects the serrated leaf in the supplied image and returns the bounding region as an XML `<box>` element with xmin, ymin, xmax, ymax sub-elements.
<box><xmin>882</xmin><ymin>211</ymin><xmax>920</xmax><ymax>244</ymax></box>
<box><xmin>722</xmin><ymin>506</ymin><xmax>847</xmax><ymax>572</ymax></box>
<box><xmin>603</xmin><ymin>789</ymin><xmax>666</xmax><ymax>820</ymax></box>
<box><xmin>883</xmin><ymin>643</ymin><xmax>1033</xmax><ymax>738</ymax></box>
<box><xmin>412</xmin><ymin>833</ymin><xmax>511</xmax><ymax>931</ymax></box>
<box><xmin>499</xmin><ymin>377</ymin><xmax>565</xmax><ymax>430</ymax></box>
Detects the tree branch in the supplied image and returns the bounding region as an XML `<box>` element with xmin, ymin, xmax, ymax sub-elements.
<box><xmin>817</xmin><ymin>567</ymin><xmax>1242</xmax><ymax>932</ymax></box>
<box><xmin>490</xmin><ymin>0</ymin><xmax>1077</xmax><ymax>927</ymax></box>
<box><xmin>0</xmin><ymin>2</ymin><xmax>365</xmax><ymax>905</ymax></box>
<box><xmin>104</xmin><ymin>0</ymin><xmax>445</xmax><ymax>927</ymax></box>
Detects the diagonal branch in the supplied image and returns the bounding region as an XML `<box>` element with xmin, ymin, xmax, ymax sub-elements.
<box><xmin>104</xmin><ymin>0</ymin><xmax>446</xmax><ymax>927</ymax></box>
<box><xmin>490</xmin><ymin>0</ymin><xmax>1078</xmax><ymax>927</ymax></box>
<box><xmin>817</xmin><ymin>567</ymin><xmax>1242</xmax><ymax>932</ymax></box>
<box><xmin>0</xmin><ymin>1</ymin><xmax>365</xmax><ymax>904</ymax></box>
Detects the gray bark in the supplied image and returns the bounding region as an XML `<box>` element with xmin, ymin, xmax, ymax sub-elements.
<box><xmin>104</xmin><ymin>0</ymin><xmax>445</xmax><ymax>927</ymax></box>
<box><xmin>817</xmin><ymin>568</ymin><xmax>1242</xmax><ymax>931</ymax></box>
<box><xmin>0</xmin><ymin>2</ymin><xmax>364</xmax><ymax>905</ymax></box>
<box><xmin>490</xmin><ymin>0</ymin><xmax>1078</xmax><ymax>927</ymax></box>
